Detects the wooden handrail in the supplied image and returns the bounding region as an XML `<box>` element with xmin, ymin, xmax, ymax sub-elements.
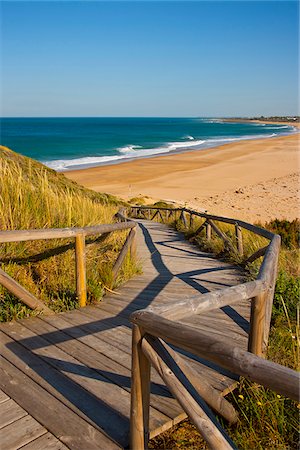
<box><xmin>129</xmin><ymin>204</ymin><xmax>280</xmax><ymax>355</ymax></box>
<box><xmin>128</xmin><ymin>204</ymin><xmax>286</xmax><ymax>449</ymax></box>
<box><xmin>0</xmin><ymin>221</ymin><xmax>136</xmax><ymax>244</ymax></box>
<box><xmin>130</xmin><ymin>316</ymin><xmax>298</xmax><ymax>449</ymax></box>
<box><xmin>131</xmin><ymin>311</ymin><xmax>299</xmax><ymax>402</ymax></box>
<box><xmin>141</xmin><ymin>336</ymin><xmax>236</xmax><ymax>450</ymax></box>
<box><xmin>130</xmin><ymin>205</ymin><xmax>274</xmax><ymax>240</ymax></box>
<box><xmin>0</xmin><ymin>212</ymin><xmax>136</xmax><ymax>311</ymax></box>
<box><xmin>144</xmin><ymin>279</ymin><xmax>265</xmax><ymax>321</ymax></box>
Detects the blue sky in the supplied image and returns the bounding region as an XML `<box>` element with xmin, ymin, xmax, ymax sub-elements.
<box><xmin>1</xmin><ymin>1</ymin><xmax>299</xmax><ymax>117</ymax></box>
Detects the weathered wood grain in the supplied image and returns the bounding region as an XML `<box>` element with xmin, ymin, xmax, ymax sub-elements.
<box><xmin>131</xmin><ymin>310</ymin><xmax>299</xmax><ymax>401</ymax></box>
<box><xmin>75</xmin><ymin>233</ymin><xmax>87</xmax><ymax>307</ymax></box>
<box><xmin>0</xmin><ymin>356</ymin><xmax>121</xmax><ymax>449</ymax></box>
<box><xmin>0</xmin><ymin>221</ymin><xmax>136</xmax><ymax>243</ymax></box>
<box><xmin>0</xmin><ymin>398</ymin><xmax>28</xmax><ymax>429</ymax></box>
<box><xmin>0</xmin><ymin>415</ymin><xmax>46</xmax><ymax>450</ymax></box>
<box><xmin>0</xmin><ymin>216</ymin><xmax>276</xmax><ymax>449</ymax></box>
<box><xmin>21</xmin><ymin>432</ymin><xmax>69</xmax><ymax>450</ymax></box>
<box><xmin>142</xmin><ymin>337</ymin><xmax>235</xmax><ymax>450</ymax></box>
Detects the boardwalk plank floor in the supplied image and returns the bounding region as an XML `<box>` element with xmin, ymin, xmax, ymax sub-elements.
<box><xmin>0</xmin><ymin>219</ymin><xmax>250</xmax><ymax>449</ymax></box>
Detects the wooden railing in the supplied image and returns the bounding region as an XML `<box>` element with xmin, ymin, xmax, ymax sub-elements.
<box><xmin>127</xmin><ymin>205</ymin><xmax>299</xmax><ymax>449</ymax></box>
<box><xmin>129</xmin><ymin>205</ymin><xmax>280</xmax><ymax>356</ymax></box>
<box><xmin>1</xmin><ymin>204</ymin><xmax>298</xmax><ymax>449</ymax></box>
<box><xmin>0</xmin><ymin>208</ymin><xmax>136</xmax><ymax>313</ymax></box>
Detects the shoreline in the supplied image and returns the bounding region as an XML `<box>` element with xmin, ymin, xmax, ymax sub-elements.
<box><xmin>65</xmin><ymin>128</ymin><xmax>300</xmax><ymax>223</ymax></box>
<box><xmin>54</xmin><ymin>121</ymin><xmax>299</xmax><ymax>172</ymax></box>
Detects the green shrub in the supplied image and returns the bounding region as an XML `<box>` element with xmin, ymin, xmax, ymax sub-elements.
<box><xmin>273</xmin><ymin>270</ymin><xmax>300</xmax><ymax>321</ymax></box>
<box><xmin>264</xmin><ymin>219</ymin><xmax>300</xmax><ymax>249</ymax></box>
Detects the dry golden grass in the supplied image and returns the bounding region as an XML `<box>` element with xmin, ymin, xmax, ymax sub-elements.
<box><xmin>0</xmin><ymin>147</ymin><xmax>139</xmax><ymax>321</ymax></box>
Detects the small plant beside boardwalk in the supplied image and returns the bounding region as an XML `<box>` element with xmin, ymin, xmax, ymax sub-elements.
<box><xmin>0</xmin><ymin>147</ymin><xmax>139</xmax><ymax>321</ymax></box>
<box><xmin>147</xmin><ymin>213</ymin><xmax>299</xmax><ymax>449</ymax></box>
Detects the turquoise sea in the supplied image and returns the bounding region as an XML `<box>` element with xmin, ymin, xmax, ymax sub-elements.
<box><xmin>0</xmin><ymin>118</ymin><xmax>296</xmax><ymax>171</ymax></box>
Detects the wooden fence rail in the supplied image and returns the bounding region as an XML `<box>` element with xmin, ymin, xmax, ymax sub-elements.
<box><xmin>129</xmin><ymin>204</ymin><xmax>280</xmax><ymax>355</ymax></box>
<box><xmin>0</xmin><ymin>215</ymin><xmax>136</xmax><ymax>311</ymax></box>
<box><xmin>1</xmin><ymin>203</ymin><xmax>289</xmax><ymax>449</ymax></box>
<box><xmin>126</xmin><ymin>205</ymin><xmax>294</xmax><ymax>449</ymax></box>
<box><xmin>130</xmin><ymin>311</ymin><xmax>299</xmax><ymax>450</ymax></box>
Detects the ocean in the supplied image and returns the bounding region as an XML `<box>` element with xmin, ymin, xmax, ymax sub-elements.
<box><xmin>0</xmin><ymin>117</ymin><xmax>296</xmax><ymax>171</ymax></box>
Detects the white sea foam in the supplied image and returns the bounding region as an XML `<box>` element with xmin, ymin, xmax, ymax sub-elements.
<box><xmin>183</xmin><ymin>135</ymin><xmax>195</xmax><ymax>140</ymax></box>
<box><xmin>117</xmin><ymin>145</ymin><xmax>142</xmax><ymax>153</ymax></box>
<box><xmin>263</xmin><ymin>125</ymin><xmax>290</xmax><ymax>130</ymax></box>
<box><xmin>44</xmin><ymin>130</ymin><xmax>289</xmax><ymax>172</ymax></box>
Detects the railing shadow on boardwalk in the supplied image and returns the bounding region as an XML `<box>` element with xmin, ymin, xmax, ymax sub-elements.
<box><xmin>5</xmin><ymin>221</ymin><xmax>248</xmax><ymax>351</ymax></box>
<box><xmin>3</xmin><ymin>219</ymin><xmax>245</xmax><ymax>442</ymax></box>
<box><xmin>2</xmin><ymin>207</ymin><xmax>297</xmax><ymax>450</ymax></box>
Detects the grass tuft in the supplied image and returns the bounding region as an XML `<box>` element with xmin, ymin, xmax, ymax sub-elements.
<box><xmin>0</xmin><ymin>147</ymin><xmax>138</xmax><ymax>321</ymax></box>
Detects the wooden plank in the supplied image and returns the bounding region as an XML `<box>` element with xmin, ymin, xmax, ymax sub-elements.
<box><xmin>11</xmin><ymin>318</ymin><xmax>172</xmax><ymax>432</ymax></box>
<box><xmin>0</xmin><ymin>216</ymin><xmax>263</xmax><ymax>449</ymax></box>
<box><xmin>0</xmin><ymin>415</ymin><xmax>46</xmax><ymax>450</ymax></box>
<box><xmin>20</xmin><ymin>432</ymin><xmax>69</xmax><ymax>450</ymax></box>
<box><xmin>0</xmin><ymin>330</ymin><xmax>129</xmax><ymax>446</ymax></box>
<box><xmin>0</xmin><ymin>389</ymin><xmax>9</xmax><ymax>404</ymax></box>
<box><xmin>0</xmin><ymin>398</ymin><xmax>28</xmax><ymax>429</ymax></box>
<box><xmin>38</xmin><ymin>306</ymin><xmax>236</xmax><ymax>399</ymax></box>
<box><xmin>33</xmin><ymin>316</ymin><xmax>183</xmax><ymax>421</ymax></box>
<box><xmin>67</xmin><ymin>308</ymin><xmax>237</xmax><ymax>394</ymax></box>
<box><xmin>0</xmin><ymin>356</ymin><xmax>121</xmax><ymax>450</ymax></box>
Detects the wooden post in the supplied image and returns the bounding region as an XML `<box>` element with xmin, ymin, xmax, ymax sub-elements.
<box><xmin>189</xmin><ymin>213</ymin><xmax>194</xmax><ymax>228</ymax></box>
<box><xmin>258</xmin><ymin>234</ymin><xmax>280</xmax><ymax>355</ymax></box>
<box><xmin>130</xmin><ymin>228</ymin><xmax>137</xmax><ymax>258</ymax></box>
<box><xmin>151</xmin><ymin>211</ymin><xmax>159</xmax><ymax>221</ymax></box>
<box><xmin>207</xmin><ymin>219</ymin><xmax>237</xmax><ymax>254</ymax></box>
<box><xmin>142</xmin><ymin>338</ymin><xmax>235</xmax><ymax>450</ymax></box>
<box><xmin>131</xmin><ymin>310</ymin><xmax>299</xmax><ymax>401</ymax></box>
<box><xmin>113</xmin><ymin>228</ymin><xmax>136</xmax><ymax>278</ymax></box>
<box><xmin>180</xmin><ymin>211</ymin><xmax>188</xmax><ymax>228</ymax></box>
<box><xmin>151</xmin><ymin>338</ymin><xmax>238</xmax><ymax>424</ymax></box>
<box><xmin>248</xmin><ymin>293</ymin><xmax>266</xmax><ymax>356</ymax></box>
<box><xmin>235</xmin><ymin>224</ymin><xmax>243</xmax><ymax>257</ymax></box>
<box><xmin>206</xmin><ymin>222</ymin><xmax>211</xmax><ymax>241</ymax></box>
<box><xmin>75</xmin><ymin>233</ymin><xmax>87</xmax><ymax>307</ymax></box>
<box><xmin>130</xmin><ymin>325</ymin><xmax>151</xmax><ymax>450</ymax></box>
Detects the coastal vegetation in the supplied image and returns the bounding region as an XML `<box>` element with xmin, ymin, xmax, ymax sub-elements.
<box><xmin>147</xmin><ymin>211</ymin><xmax>299</xmax><ymax>449</ymax></box>
<box><xmin>0</xmin><ymin>150</ymin><xmax>298</xmax><ymax>448</ymax></box>
<box><xmin>0</xmin><ymin>146</ymin><xmax>139</xmax><ymax>322</ymax></box>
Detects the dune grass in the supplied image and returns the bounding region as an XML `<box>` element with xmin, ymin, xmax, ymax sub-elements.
<box><xmin>0</xmin><ymin>147</ymin><xmax>139</xmax><ymax>321</ymax></box>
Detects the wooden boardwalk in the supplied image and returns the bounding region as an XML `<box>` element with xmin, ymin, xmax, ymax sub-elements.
<box><xmin>0</xmin><ymin>219</ymin><xmax>250</xmax><ymax>449</ymax></box>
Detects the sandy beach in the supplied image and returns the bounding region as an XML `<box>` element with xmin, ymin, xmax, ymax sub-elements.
<box><xmin>66</xmin><ymin>129</ymin><xmax>300</xmax><ymax>223</ymax></box>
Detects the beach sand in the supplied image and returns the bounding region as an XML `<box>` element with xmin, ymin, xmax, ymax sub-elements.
<box><xmin>66</xmin><ymin>130</ymin><xmax>300</xmax><ymax>223</ymax></box>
